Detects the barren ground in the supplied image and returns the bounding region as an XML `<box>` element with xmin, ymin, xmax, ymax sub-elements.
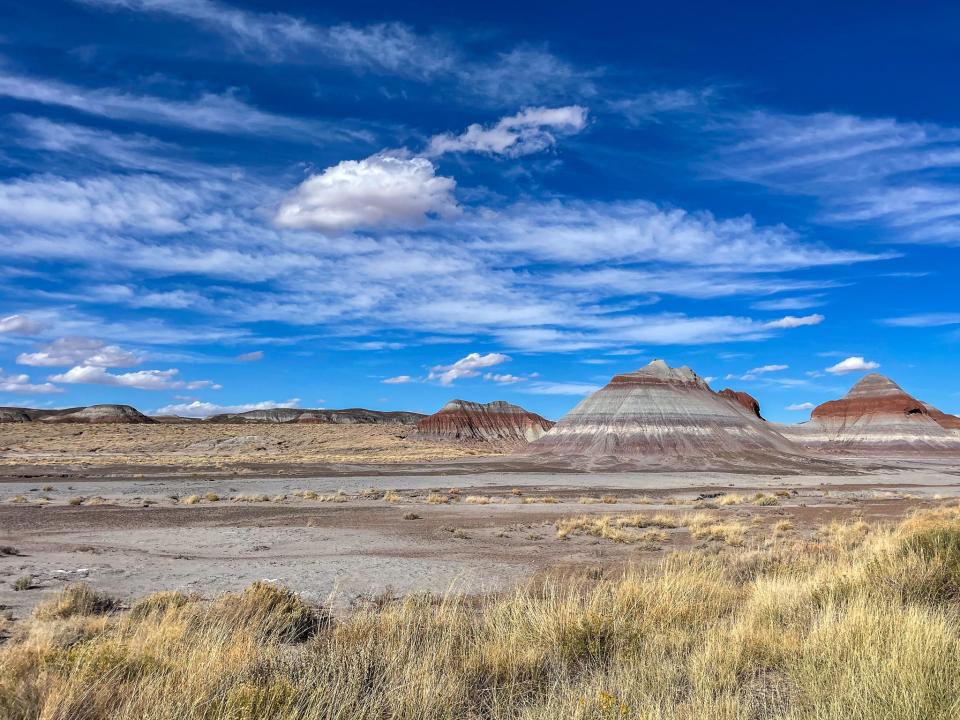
<box><xmin>1</xmin><ymin>424</ymin><xmax>959</xmax><ymax>621</ymax></box>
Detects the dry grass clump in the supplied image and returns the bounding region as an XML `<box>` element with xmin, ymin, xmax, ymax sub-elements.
<box><xmin>383</xmin><ymin>490</ymin><xmax>402</xmax><ymax>503</ymax></box>
<box><xmin>0</xmin><ymin>545</ymin><xmax>21</xmax><ymax>556</ymax></box>
<box><xmin>204</xmin><ymin>492</ymin><xmax>220</xmax><ymax>502</ymax></box>
<box><xmin>33</xmin><ymin>582</ymin><xmax>118</xmax><ymax>619</ymax></box>
<box><xmin>752</xmin><ymin>492</ymin><xmax>779</xmax><ymax>506</ymax></box>
<box><xmin>5</xmin><ymin>511</ymin><xmax>960</xmax><ymax>719</ymax></box>
<box><xmin>232</xmin><ymin>493</ymin><xmax>270</xmax><ymax>503</ymax></box>
<box><xmin>555</xmin><ymin>513</ymin><xmax>681</xmax><ymax>544</ymax></box>
<box><xmin>718</xmin><ymin>493</ymin><xmax>745</xmax><ymax>506</ymax></box>
<box><xmin>426</xmin><ymin>493</ymin><xmax>450</xmax><ymax>504</ymax></box>
<box><xmin>8</xmin><ymin>495</ymin><xmax>28</xmax><ymax>504</ymax></box>
<box><xmin>67</xmin><ymin>496</ymin><xmax>83</xmax><ymax>506</ymax></box>
<box><xmin>12</xmin><ymin>575</ymin><xmax>32</xmax><ymax>591</ymax></box>
<box><xmin>182</xmin><ymin>494</ymin><xmax>201</xmax><ymax>505</ymax></box>
<box><xmin>464</xmin><ymin>495</ymin><xmax>492</xmax><ymax>505</ymax></box>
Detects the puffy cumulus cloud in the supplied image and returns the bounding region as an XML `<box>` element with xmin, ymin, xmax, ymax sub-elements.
<box><xmin>17</xmin><ymin>337</ymin><xmax>143</xmax><ymax>368</ymax></box>
<box><xmin>428</xmin><ymin>352</ymin><xmax>509</xmax><ymax>386</ymax></box>
<box><xmin>381</xmin><ymin>375</ymin><xmax>413</xmax><ymax>384</ymax></box>
<box><xmin>786</xmin><ymin>402</ymin><xmax>816</xmax><ymax>411</ymax></box>
<box><xmin>763</xmin><ymin>314</ymin><xmax>824</xmax><ymax>329</ymax></box>
<box><xmin>826</xmin><ymin>356</ymin><xmax>880</xmax><ymax>374</ymax></box>
<box><xmin>154</xmin><ymin>398</ymin><xmax>301</xmax><ymax>418</ymax></box>
<box><xmin>49</xmin><ymin>365</ymin><xmax>221</xmax><ymax>390</ymax></box>
<box><xmin>235</xmin><ymin>350</ymin><xmax>263</xmax><ymax>362</ymax></box>
<box><xmin>274</xmin><ymin>154</ymin><xmax>459</xmax><ymax>235</ymax></box>
<box><xmin>0</xmin><ymin>314</ymin><xmax>44</xmax><ymax>335</ymax></box>
<box><xmin>426</xmin><ymin>106</ymin><xmax>588</xmax><ymax>158</ymax></box>
<box><xmin>0</xmin><ymin>369</ymin><xmax>62</xmax><ymax>394</ymax></box>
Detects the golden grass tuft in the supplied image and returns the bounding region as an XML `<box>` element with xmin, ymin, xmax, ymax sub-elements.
<box><xmin>4</xmin><ymin>511</ymin><xmax>960</xmax><ymax>719</ymax></box>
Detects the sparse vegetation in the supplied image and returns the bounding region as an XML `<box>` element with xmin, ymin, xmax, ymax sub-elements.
<box><xmin>204</xmin><ymin>492</ymin><xmax>220</xmax><ymax>502</ymax></box>
<box><xmin>68</xmin><ymin>496</ymin><xmax>83</xmax><ymax>506</ymax></box>
<box><xmin>464</xmin><ymin>495</ymin><xmax>492</xmax><ymax>505</ymax></box>
<box><xmin>426</xmin><ymin>493</ymin><xmax>450</xmax><ymax>504</ymax></box>
<box><xmin>383</xmin><ymin>490</ymin><xmax>402</xmax><ymax>503</ymax></box>
<box><xmin>12</xmin><ymin>575</ymin><xmax>32</xmax><ymax>591</ymax></box>
<box><xmin>5</xmin><ymin>510</ymin><xmax>960</xmax><ymax>718</ymax></box>
<box><xmin>402</xmin><ymin>512</ymin><xmax>420</xmax><ymax>520</ymax></box>
<box><xmin>182</xmin><ymin>494</ymin><xmax>201</xmax><ymax>505</ymax></box>
<box><xmin>0</xmin><ymin>546</ymin><xmax>21</xmax><ymax>556</ymax></box>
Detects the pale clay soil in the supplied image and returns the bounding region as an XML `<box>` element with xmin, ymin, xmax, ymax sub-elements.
<box><xmin>1</xmin><ymin>424</ymin><xmax>959</xmax><ymax>622</ymax></box>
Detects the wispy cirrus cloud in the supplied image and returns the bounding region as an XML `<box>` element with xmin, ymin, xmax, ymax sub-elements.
<box><xmin>0</xmin><ymin>70</ymin><xmax>360</xmax><ymax>140</ymax></box>
<box><xmin>881</xmin><ymin>313</ymin><xmax>960</xmax><ymax>327</ymax></box>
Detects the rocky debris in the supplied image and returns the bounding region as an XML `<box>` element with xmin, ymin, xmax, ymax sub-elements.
<box><xmin>204</xmin><ymin>408</ymin><xmax>425</xmax><ymax>424</ymax></box>
<box><xmin>40</xmin><ymin>405</ymin><xmax>156</xmax><ymax>424</ymax></box>
<box><xmin>718</xmin><ymin>389</ymin><xmax>764</xmax><ymax>420</ymax></box>
<box><xmin>780</xmin><ymin>374</ymin><xmax>960</xmax><ymax>453</ymax></box>
<box><xmin>527</xmin><ymin>360</ymin><xmax>805</xmax><ymax>468</ymax></box>
<box><xmin>412</xmin><ymin>400</ymin><xmax>554</xmax><ymax>445</ymax></box>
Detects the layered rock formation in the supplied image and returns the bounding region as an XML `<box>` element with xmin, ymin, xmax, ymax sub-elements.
<box><xmin>412</xmin><ymin>400</ymin><xmax>554</xmax><ymax>444</ymax></box>
<box><xmin>781</xmin><ymin>374</ymin><xmax>960</xmax><ymax>453</ymax></box>
<box><xmin>205</xmin><ymin>408</ymin><xmax>424</xmax><ymax>424</ymax></box>
<box><xmin>0</xmin><ymin>407</ymin><xmax>33</xmax><ymax>422</ymax></box>
<box><xmin>528</xmin><ymin>360</ymin><xmax>803</xmax><ymax>468</ymax></box>
<box><xmin>41</xmin><ymin>404</ymin><xmax>155</xmax><ymax>424</ymax></box>
<box><xmin>718</xmin><ymin>389</ymin><xmax>763</xmax><ymax>419</ymax></box>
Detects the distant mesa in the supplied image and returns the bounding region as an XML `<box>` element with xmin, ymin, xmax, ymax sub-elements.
<box><xmin>412</xmin><ymin>399</ymin><xmax>554</xmax><ymax>445</ymax></box>
<box><xmin>780</xmin><ymin>373</ymin><xmax>960</xmax><ymax>453</ymax></box>
<box><xmin>204</xmin><ymin>408</ymin><xmax>425</xmax><ymax>424</ymax></box>
<box><xmin>37</xmin><ymin>404</ymin><xmax>156</xmax><ymax>424</ymax></box>
<box><xmin>718</xmin><ymin>388</ymin><xmax>764</xmax><ymax>420</ymax></box>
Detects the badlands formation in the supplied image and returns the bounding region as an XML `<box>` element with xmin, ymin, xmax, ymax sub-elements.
<box><xmin>412</xmin><ymin>399</ymin><xmax>554</xmax><ymax>445</ymax></box>
<box><xmin>781</xmin><ymin>373</ymin><xmax>960</xmax><ymax>453</ymax></box>
<box><xmin>527</xmin><ymin>360</ymin><xmax>810</xmax><ymax>469</ymax></box>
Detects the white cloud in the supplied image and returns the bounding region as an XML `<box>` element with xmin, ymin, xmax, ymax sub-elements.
<box><xmin>786</xmin><ymin>402</ymin><xmax>815</xmax><ymax>411</ymax></box>
<box><xmin>154</xmin><ymin>398</ymin><xmax>301</xmax><ymax>418</ymax></box>
<box><xmin>882</xmin><ymin>313</ymin><xmax>960</xmax><ymax>327</ymax></box>
<box><xmin>825</xmin><ymin>356</ymin><xmax>880</xmax><ymax>374</ymax></box>
<box><xmin>751</xmin><ymin>295</ymin><xmax>826</xmax><ymax>311</ymax></box>
<box><xmin>764</xmin><ymin>314</ymin><xmax>825</xmax><ymax>329</ymax></box>
<box><xmin>274</xmin><ymin>153</ymin><xmax>459</xmax><ymax>234</ymax></box>
<box><xmin>426</xmin><ymin>106</ymin><xmax>588</xmax><ymax>157</ymax></box>
<box><xmin>522</xmin><ymin>381</ymin><xmax>601</xmax><ymax>395</ymax></box>
<box><xmin>77</xmin><ymin>0</ymin><xmax>457</xmax><ymax>76</ymax></box>
<box><xmin>483</xmin><ymin>373</ymin><xmax>525</xmax><ymax>384</ymax></box>
<box><xmin>428</xmin><ymin>352</ymin><xmax>509</xmax><ymax>386</ymax></box>
<box><xmin>0</xmin><ymin>314</ymin><xmax>43</xmax><ymax>335</ymax></box>
<box><xmin>0</xmin><ymin>369</ymin><xmax>62</xmax><ymax>394</ymax></box>
<box><xmin>17</xmin><ymin>337</ymin><xmax>143</xmax><ymax>367</ymax></box>
<box><xmin>236</xmin><ymin>350</ymin><xmax>263</xmax><ymax>362</ymax></box>
<box><xmin>0</xmin><ymin>70</ymin><xmax>343</xmax><ymax>139</ymax></box>
<box><xmin>381</xmin><ymin>375</ymin><xmax>412</xmax><ymax>384</ymax></box>
<box><xmin>49</xmin><ymin>365</ymin><xmax>221</xmax><ymax>390</ymax></box>
<box><xmin>713</xmin><ymin>110</ymin><xmax>960</xmax><ymax>246</ymax></box>
<box><xmin>730</xmin><ymin>364</ymin><xmax>789</xmax><ymax>381</ymax></box>
<box><xmin>609</xmin><ymin>88</ymin><xmax>715</xmax><ymax>124</ymax></box>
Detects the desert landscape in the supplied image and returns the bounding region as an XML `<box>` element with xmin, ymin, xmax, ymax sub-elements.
<box><xmin>3</xmin><ymin>360</ymin><xmax>960</xmax><ymax>719</ymax></box>
<box><xmin>4</xmin><ymin>2</ymin><xmax>960</xmax><ymax>716</ymax></box>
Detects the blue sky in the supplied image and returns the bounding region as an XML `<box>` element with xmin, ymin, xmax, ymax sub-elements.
<box><xmin>1</xmin><ymin>0</ymin><xmax>958</xmax><ymax>422</ymax></box>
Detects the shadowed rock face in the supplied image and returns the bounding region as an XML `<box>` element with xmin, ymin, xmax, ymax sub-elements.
<box><xmin>41</xmin><ymin>405</ymin><xmax>155</xmax><ymax>424</ymax></box>
<box><xmin>719</xmin><ymin>389</ymin><xmax>763</xmax><ymax>420</ymax></box>
<box><xmin>0</xmin><ymin>407</ymin><xmax>33</xmax><ymax>422</ymax></box>
<box><xmin>782</xmin><ymin>374</ymin><xmax>960</xmax><ymax>452</ymax></box>
<box><xmin>527</xmin><ymin>360</ymin><xmax>801</xmax><ymax>466</ymax></box>
<box><xmin>204</xmin><ymin>408</ymin><xmax>424</xmax><ymax>424</ymax></box>
<box><xmin>412</xmin><ymin>400</ymin><xmax>554</xmax><ymax>444</ymax></box>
